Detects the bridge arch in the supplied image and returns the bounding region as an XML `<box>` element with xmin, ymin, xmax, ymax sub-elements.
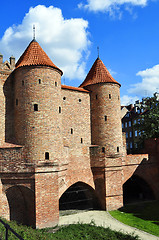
<box><xmin>123</xmin><ymin>175</ymin><xmax>155</xmax><ymax>205</ymax></box>
<box><xmin>59</xmin><ymin>181</ymin><xmax>100</xmax><ymax>211</ymax></box>
<box><xmin>6</xmin><ymin>185</ymin><xmax>35</xmax><ymax>227</ymax></box>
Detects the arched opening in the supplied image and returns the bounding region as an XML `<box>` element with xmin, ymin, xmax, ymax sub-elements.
<box><xmin>6</xmin><ymin>185</ymin><xmax>35</xmax><ymax>227</ymax></box>
<box><xmin>59</xmin><ymin>182</ymin><xmax>100</xmax><ymax>213</ymax></box>
<box><xmin>123</xmin><ymin>175</ymin><xmax>155</xmax><ymax>205</ymax></box>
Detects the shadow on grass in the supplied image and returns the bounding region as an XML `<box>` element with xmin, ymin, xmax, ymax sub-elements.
<box><xmin>118</xmin><ymin>200</ymin><xmax>159</xmax><ymax>225</ymax></box>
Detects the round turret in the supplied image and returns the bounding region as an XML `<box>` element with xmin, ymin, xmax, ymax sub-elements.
<box><xmin>80</xmin><ymin>57</ymin><xmax>123</xmax><ymax>156</ymax></box>
<box><xmin>13</xmin><ymin>40</ymin><xmax>63</xmax><ymax>163</ymax></box>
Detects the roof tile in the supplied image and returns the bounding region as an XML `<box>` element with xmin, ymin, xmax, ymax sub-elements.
<box><xmin>80</xmin><ymin>57</ymin><xmax>120</xmax><ymax>88</ymax></box>
<box><xmin>15</xmin><ymin>40</ymin><xmax>63</xmax><ymax>75</ymax></box>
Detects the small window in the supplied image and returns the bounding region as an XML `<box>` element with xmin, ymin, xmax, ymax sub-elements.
<box><xmin>71</xmin><ymin>128</ymin><xmax>73</xmax><ymax>134</ymax></box>
<box><xmin>45</xmin><ymin>152</ymin><xmax>49</xmax><ymax>160</ymax></box>
<box><xmin>118</xmin><ymin>96</ymin><xmax>120</xmax><ymax>100</ymax></box>
<box><xmin>22</xmin><ymin>80</ymin><xmax>24</xmax><ymax>86</ymax></box>
<box><xmin>63</xmin><ymin>97</ymin><xmax>66</xmax><ymax>100</ymax></box>
<box><xmin>130</xmin><ymin>142</ymin><xmax>133</xmax><ymax>149</ymax></box>
<box><xmin>34</xmin><ymin>104</ymin><xmax>38</xmax><ymax>111</ymax></box>
<box><xmin>96</xmin><ymin>94</ymin><xmax>98</xmax><ymax>99</ymax></box>
<box><xmin>102</xmin><ymin>147</ymin><xmax>105</xmax><ymax>153</ymax></box>
<box><xmin>79</xmin><ymin>99</ymin><xmax>81</xmax><ymax>103</ymax></box>
<box><xmin>135</xmin><ymin>130</ymin><xmax>138</xmax><ymax>137</ymax></box>
<box><xmin>104</xmin><ymin>115</ymin><xmax>107</xmax><ymax>121</ymax></box>
<box><xmin>129</xmin><ymin>121</ymin><xmax>131</xmax><ymax>127</ymax></box>
<box><xmin>126</xmin><ymin>132</ymin><xmax>128</xmax><ymax>138</ymax></box>
<box><xmin>81</xmin><ymin>138</ymin><xmax>83</xmax><ymax>144</ymax></box>
<box><xmin>125</xmin><ymin>122</ymin><xmax>127</xmax><ymax>128</ymax></box>
<box><xmin>16</xmin><ymin>99</ymin><xmax>18</xmax><ymax>106</ymax></box>
<box><xmin>39</xmin><ymin>79</ymin><xmax>41</xmax><ymax>84</ymax></box>
<box><xmin>122</xmin><ymin>123</ymin><xmax>124</xmax><ymax>128</ymax></box>
<box><xmin>109</xmin><ymin>94</ymin><xmax>111</xmax><ymax>99</ymax></box>
<box><xmin>55</xmin><ymin>82</ymin><xmax>57</xmax><ymax>87</ymax></box>
<box><xmin>59</xmin><ymin>106</ymin><xmax>61</xmax><ymax>113</ymax></box>
<box><xmin>117</xmin><ymin>147</ymin><xmax>119</xmax><ymax>152</ymax></box>
<box><xmin>129</xmin><ymin>132</ymin><xmax>132</xmax><ymax>138</ymax></box>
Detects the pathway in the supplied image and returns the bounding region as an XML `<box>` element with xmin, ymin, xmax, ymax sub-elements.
<box><xmin>59</xmin><ymin>210</ymin><xmax>159</xmax><ymax>240</ymax></box>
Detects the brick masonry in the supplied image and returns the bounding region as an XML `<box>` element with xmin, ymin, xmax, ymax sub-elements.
<box><xmin>0</xmin><ymin>42</ymin><xmax>159</xmax><ymax>228</ymax></box>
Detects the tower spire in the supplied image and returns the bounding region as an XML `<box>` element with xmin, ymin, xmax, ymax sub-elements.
<box><xmin>97</xmin><ymin>46</ymin><xmax>99</xmax><ymax>59</ymax></box>
<box><xmin>33</xmin><ymin>25</ymin><xmax>36</xmax><ymax>40</ymax></box>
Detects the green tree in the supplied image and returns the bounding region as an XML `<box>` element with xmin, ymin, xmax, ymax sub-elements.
<box><xmin>134</xmin><ymin>93</ymin><xmax>159</xmax><ymax>148</ymax></box>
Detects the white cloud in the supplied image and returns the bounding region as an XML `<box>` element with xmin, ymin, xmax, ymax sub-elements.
<box><xmin>0</xmin><ymin>5</ymin><xmax>90</xmax><ymax>80</ymax></box>
<box><xmin>128</xmin><ymin>64</ymin><xmax>159</xmax><ymax>96</ymax></box>
<box><xmin>78</xmin><ymin>0</ymin><xmax>148</xmax><ymax>15</ymax></box>
<box><xmin>121</xmin><ymin>94</ymin><xmax>138</xmax><ymax>105</ymax></box>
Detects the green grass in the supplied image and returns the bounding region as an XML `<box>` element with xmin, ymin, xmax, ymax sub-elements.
<box><xmin>110</xmin><ymin>200</ymin><xmax>159</xmax><ymax>237</ymax></box>
<box><xmin>0</xmin><ymin>218</ymin><xmax>139</xmax><ymax>240</ymax></box>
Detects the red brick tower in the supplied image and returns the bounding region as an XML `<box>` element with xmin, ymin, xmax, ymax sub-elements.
<box><xmin>13</xmin><ymin>39</ymin><xmax>63</xmax><ymax>164</ymax></box>
<box><xmin>80</xmin><ymin>57</ymin><xmax>124</xmax><ymax>210</ymax></box>
<box><xmin>12</xmin><ymin>39</ymin><xmax>63</xmax><ymax>228</ymax></box>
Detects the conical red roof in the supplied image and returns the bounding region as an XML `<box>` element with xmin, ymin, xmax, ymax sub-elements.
<box><xmin>15</xmin><ymin>40</ymin><xmax>63</xmax><ymax>75</ymax></box>
<box><xmin>80</xmin><ymin>57</ymin><xmax>120</xmax><ymax>88</ymax></box>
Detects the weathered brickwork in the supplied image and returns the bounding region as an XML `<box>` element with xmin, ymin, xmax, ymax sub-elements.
<box><xmin>85</xmin><ymin>83</ymin><xmax>123</xmax><ymax>156</ymax></box>
<box><xmin>35</xmin><ymin>164</ymin><xmax>59</xmax><ymax>228</ymax></box>
<box><xmin>0</xmin><ymin>40</ymin><xmax>158</xmax><ymax>228</ymax></box>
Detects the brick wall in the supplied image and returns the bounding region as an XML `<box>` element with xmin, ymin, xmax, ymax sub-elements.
<box><xmin>85</xmin><ymin>83</ymin><xmax>123</xmax><ymax>156</ymax></box>
<box><xmin>13</xmin><ymin>66</ymin><xmax>63</xmax><ymax>164</ymax></box>
<box><xmin>35</xmin><ymin>164</ymin><xmax>59</xmax><ymax>228</ymax></box>
<box><xmin>59</xmin><ymin>87</ymin><xmax>94</xmax><ymax>197</ymax></box>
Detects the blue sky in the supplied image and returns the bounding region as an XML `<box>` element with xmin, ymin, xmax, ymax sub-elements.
<box><xmin>1</xmin><ymin>0</ymin><xmax>159</xmax><ymax>105</ymax></box>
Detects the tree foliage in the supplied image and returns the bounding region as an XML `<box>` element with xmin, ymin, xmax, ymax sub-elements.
<box><xmin>134</xmin><ymin>93</ymin><xmax>159</xmax><ymax>145</ymax></box>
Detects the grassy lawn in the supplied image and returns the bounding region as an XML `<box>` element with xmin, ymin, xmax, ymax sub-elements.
<box><xmin>110</xmin><ymin>200</ymin><xmax>159</xmax><ymax>237</ymax></box>
<box><xmin>0</xmin><ymin>219</ymin><xmax>139</xmax><ymax>240</ymax></box>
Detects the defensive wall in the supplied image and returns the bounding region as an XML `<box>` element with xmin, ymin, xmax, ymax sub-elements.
<box><xmin>0</xmin><ymin>41</ymin><xmax>158</xmax><ymax>228</ymax></box>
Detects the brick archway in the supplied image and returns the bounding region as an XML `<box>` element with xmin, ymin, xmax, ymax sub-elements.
<box><xmin>59</xmin><ymin>181</ymin><xmax>100</xmax><ymax>211</ymax></box>
<box><xmin>6</xmin><ymin>185</ymin><xmax>35</xmax><ymax>227</ymax></box>
<box><xmin>123</xmin><ymin>175</ymin><xmax>155</xmax><ymax>205</ymax></box>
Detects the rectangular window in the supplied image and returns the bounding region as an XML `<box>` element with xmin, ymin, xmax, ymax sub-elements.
<box><xmin>129</xmin><ymin>132</ymin><xmax>132</xmax><ymax>138</ymax></box>
<box><xmin>34</xmin><ymin>104</ymin><xmax>38</xmax><ymax>111</ymax></box>
<box><xmin>129</xmin><ymin>121</ymin><xmax>131</xmax><ymax>127</ymax></box>
<box><xmin>126</xmin><ymin>132</ymin><xmax>128</xmax><ymax>138</ymax></box>
<box><xmin>135</xmin><ymin>130</ymin><xmax>138</xmax><ymax>137</ymax></box>
<box><xmin>130</xmin><ymin>142</ymin><xmax>133</xmax><ymax>149</ymax></box>
<box><xmin>122</xmin><ymin>123</ymin><xmax>124</xmax><ymax>128</ymax></box>
<box><xmin>125</xmin><ymin>122</ymin><xmax>127</xmax><ymax>128</ymax></box>
<box><xmin>45</xmin><ymin>152</ymin><xmax>49</xmax><ymax>160</ymax></box>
